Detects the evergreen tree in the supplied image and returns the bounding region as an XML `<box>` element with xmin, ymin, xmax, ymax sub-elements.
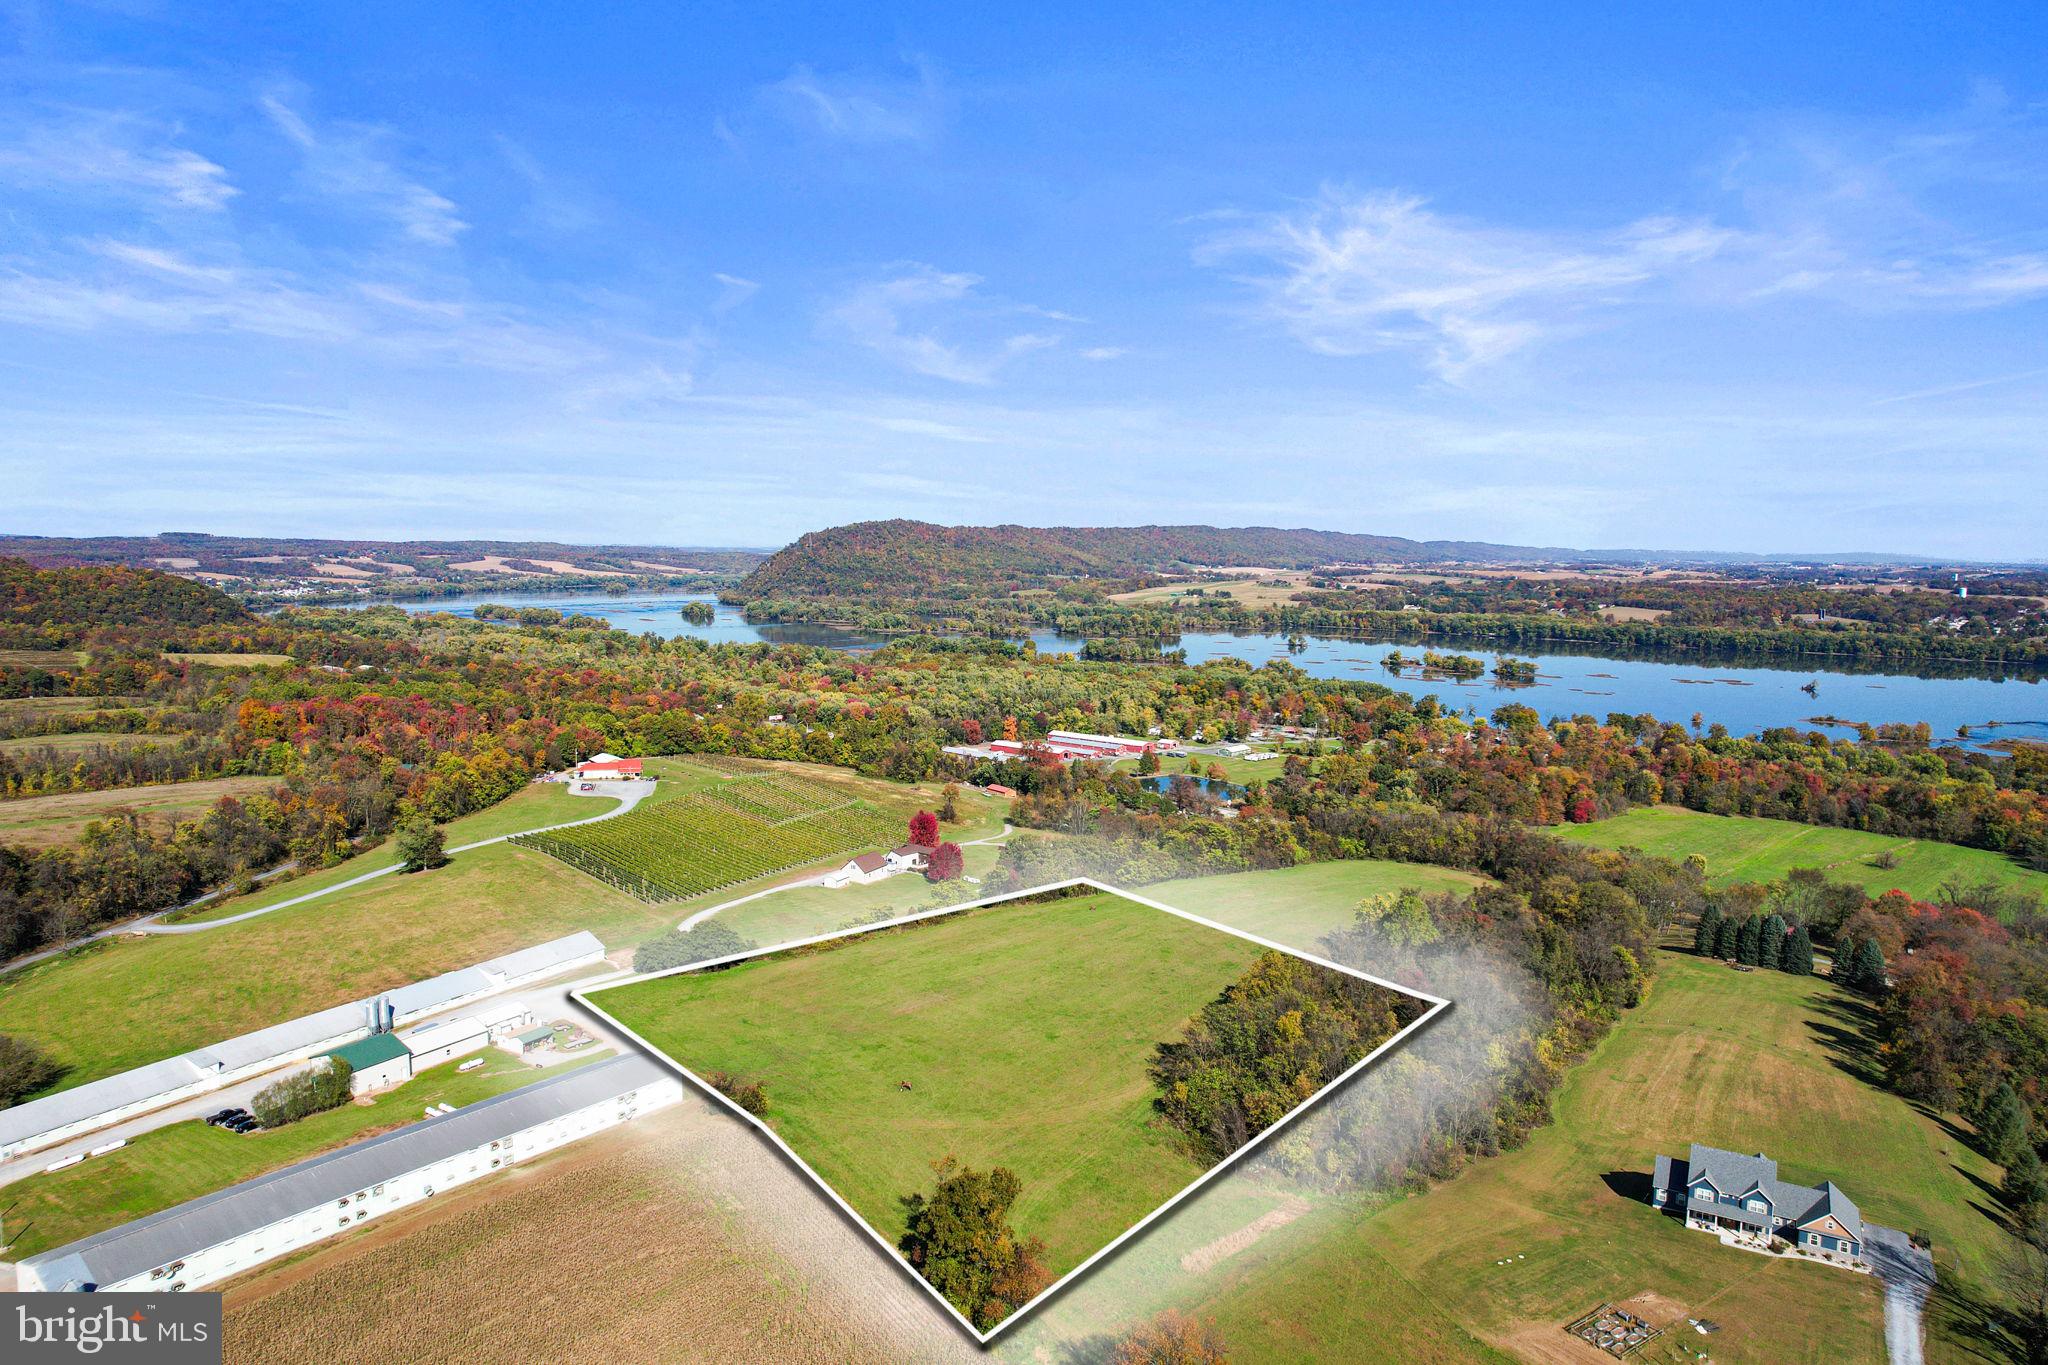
<box><xmin>1737</xmin><ymin>915</ymin><xmax>1762</xmax><ymax>965</ymax></box>
<box><xmin>1715</xmin><ymin>917</ymin><xmax>1740</xmax><ymax>960</ymax></box>
<box><xmin>1983</xmin><ymin>1083</ymin><xmax>2032</xmax><ymax>1165</ymax></box>
<box><xmin>1851</xmin><ymin>939</ymin><xmax>1889</xmax><ymax>995</ymax></box>
<box><xmin>1758</xmin><ymin>913</ymin><xmax>1788</xmax><ymax>970</ymax></box>
<box><xmin>1835</xmin><ymin>936</ymin><xmax>1863</xmax><ymax>988</ymax></box>
<box><xmin>1782</xmin><ymin>924</ymin><xmax>1814</xmax><ymax>976</ymax></box>
<box><xmin>2007</xmin><ymin>1145</ymin><xmax>2048</xmax><ymax>1217</ymax></box>
<box><xmin>1694</xmin><ymin>905</ymin><xmax>1724</xmax><ymax>957</ymax></box>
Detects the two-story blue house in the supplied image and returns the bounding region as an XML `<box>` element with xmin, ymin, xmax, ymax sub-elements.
<box><xmin>1649</xmin><ymin>1143</ymin><xmax>1864</xmax><ymax>1264</ymax></box>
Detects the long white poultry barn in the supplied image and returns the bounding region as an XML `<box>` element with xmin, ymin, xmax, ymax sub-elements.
<box><xmin>18</xmin><ymin>1054</ymin><xmax>679</xmax><ymax>1293</ymax></box>
<box><xmin>0</xmin><ymin>931</ymin><xmax>606</xmax><ymax>1159</ymax></box>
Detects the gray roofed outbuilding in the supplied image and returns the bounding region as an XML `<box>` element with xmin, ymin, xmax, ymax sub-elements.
<box><xmin>20</xmin><ymin>1054</ymin><xmax>667</xmax><ymax>1291</ymax></box>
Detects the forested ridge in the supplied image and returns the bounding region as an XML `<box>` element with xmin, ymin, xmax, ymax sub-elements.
<box><xmin>734</xmin><ymin>519</ymin><xmax>1577</xmax><ymax>597</ymax></box>
<box><xmin>2</xmin><ymin>557</ymin><xmax>251</xmax><ymax>633</ymax></box>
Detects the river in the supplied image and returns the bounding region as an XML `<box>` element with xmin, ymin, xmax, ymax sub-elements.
<box><xmin>349</xmin><ymin>591</ymin><xmax>2045</xmax><ymax>751</ymax></box>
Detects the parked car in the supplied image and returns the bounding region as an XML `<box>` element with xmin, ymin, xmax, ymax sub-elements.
<box><xmin>203</xmin><ymin>1109</ymin><xmax>239</xmax><ymax>1126</ymax></box>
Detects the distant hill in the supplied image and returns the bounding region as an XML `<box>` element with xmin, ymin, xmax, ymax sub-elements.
<box><xmin>735</xmin><ymin>520</ymin><xmax>1594</xmax><ymax>597</ymax></box>
<box><xmin>1</xmin><ymin>556</ymin><xmax>251</xmax><ymax>630</ymax></box>
<box><xmin>0</xmin><ymin>533</ymin><xmax>769</xmax><ymax>585</ymax></box>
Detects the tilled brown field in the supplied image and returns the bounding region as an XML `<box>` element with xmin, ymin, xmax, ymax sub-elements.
<box><xmin>222</xmin><ymin>1097</ymin><xmax>981</xmax><ymax>1365</ymax></box>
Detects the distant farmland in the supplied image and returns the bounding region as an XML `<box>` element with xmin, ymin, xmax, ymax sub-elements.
<box><xmin>1555</xmin><ymin>804</ymin><xmax>2048</xmax><ymax>907</ymax></box>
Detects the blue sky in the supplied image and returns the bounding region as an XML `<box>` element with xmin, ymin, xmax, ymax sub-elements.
<box><xmin>1</xmin><ymin>3</ymin><xmax>2044</xmax><ymax>557</ymax></box>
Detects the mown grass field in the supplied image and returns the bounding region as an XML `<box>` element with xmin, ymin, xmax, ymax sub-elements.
<box><xmin>4</xmin><ymin>1050</ymin><xmax>594</xmax><ymax>1259</ymax></box>
<box><xmin>1556</xmin><ymin>804</ymin><xmax>2048</xmax><ymax>904</ymax></box>
<box><xmin>169</xmin><ymin>780</ymin><xmax>621</xmax><ymax>924</ymax></box>
<box><xmin>0</xmin><ymin>776</ymin><xmax>278</xmax><ymax>851</ymax></box>
<box><xmin>1184</xmin><ymin>951</ymin><xmax>2004</xmax><ymax>1363</ymax></box>
<box><xmin>1109</xmin><ymin>574</ymin><xmax>1310</xmax><ymax>608</ymax></box>
<box><xmin>0</xmin><ymin>730</ymin><xmax>164</xmax><ymax>755</ymax></box>
<box><xmin>1149</xmin><ymin>859</ymin><xmax>1490</xmax><ymax>951</ymax></box>
<box><xmin>161</xmin><ymin>652</ymin><xmax>296</xmax><ymax>668</ymax></box>
<box><xmin>0</xmin><ymin>762</ymin><xmax>1003</xmax><ymax>1096</ymax></box>
<box><xmin>0</xmin><ymin>648</ymin><xmax>87</xmax><ymax>667</ymax></box>
<box><xmin>701</xmin><ymin>841</ymin><xmax>1004</xmax><ymax>946</ymax></box>
<box><xmin>0</xmin><ymin>841</ymin><xmax>670</xmax><ymax>1093</ymax></box>
<box><xmin>594</xmin><ymin>890</ymin><xmax>1268</xmax><ymax>1276</ymax></box>
<box><xmin>0</xmin><ymin>695</ymin><xmax>149</xmax><ymax>720</ymax></box>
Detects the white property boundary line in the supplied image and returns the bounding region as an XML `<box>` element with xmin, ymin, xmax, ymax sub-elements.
<box><xmin>572</xmin><ymin>876</ymin><xmax>1452</xmax><ymax>1347</ymax></box>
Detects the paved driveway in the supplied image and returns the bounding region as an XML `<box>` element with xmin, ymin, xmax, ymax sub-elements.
<box><xmin>1865</xmin><ymin>1224</ymin><xmax>1935</xmax><ymax>1365</ymax></box>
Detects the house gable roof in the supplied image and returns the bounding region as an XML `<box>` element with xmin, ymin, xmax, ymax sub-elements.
<box><xmin>1678</xmin><ymin>1143</ymin><xmax>1863</xmax><ymax>1242</ymax></box>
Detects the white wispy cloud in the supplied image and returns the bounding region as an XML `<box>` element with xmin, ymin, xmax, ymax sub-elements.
<box><xmin>1080</xmin><ymin>346</ymin><xmax>1127</xmax><ymax>361</ymax></box>
<box><xmin>0</xmin><ymin>238</ymin><xmax>603</xmax><ymax>372</ymax></box>
<box><xmin>711</xmin><ymin>272</ymin><xmax>759</xmax><ymax>312</ymax></box>
<box><xmin>822</xmin><ymin>265</ymin><xmax>1060</xmax><ymax>384</ymax></box>
<box><xmin>0</xmin><ymin>112</ymin><xmax>236</xmax><ymax>210</ymax></box>
<box><xmin>493</xmin><ymin>134</ymin><xmax>601</xmax><ymax>234</ymax></box>
<box><xmin>1196</xmin><ymin>189</ymin><xmax>1733</xmax><ymax>379</ymax></box>
<box><xmin>261</xmin><ymin>90</ymin><xmax>467</xmax><ymax>245</ymax></box>
<box><xmin>763</xmin><ymin>58</ymin><xmax>944</xmax><ymax>144</ymax></box>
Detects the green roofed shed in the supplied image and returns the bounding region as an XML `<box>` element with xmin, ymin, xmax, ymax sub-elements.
<box><xmin>324</xmin><ymin>1032</ymin><xmax>410</xmax><ymax>1070</ymax></box>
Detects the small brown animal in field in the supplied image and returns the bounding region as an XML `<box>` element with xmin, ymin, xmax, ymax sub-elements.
<box><xmin>898</xmin><ymin>1080</ymin><xmax>913</xmax><ymax>1092</ymax></box>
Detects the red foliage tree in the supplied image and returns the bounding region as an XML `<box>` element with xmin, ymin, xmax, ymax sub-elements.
<box><xmin>925</xmin><ymin>841</ymin><xmax>964</xmax><ymax>881</ymax></box>
<box><xmin>908</xmin><ymin>809</ymin><xmax>940</xmax><ymax>846</ymax></box>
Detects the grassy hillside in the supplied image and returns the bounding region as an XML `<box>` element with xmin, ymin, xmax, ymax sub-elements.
<box><xmin>1188</xmin><ymin>950</ymin><xmax>2004</xmax><ymax>1363</ymax></box>
<box><xmin>595</xmin><ymin>891</ymin><xmax>1270</xmax><ymax>1277</ymax></box>
<box><xmin>0</xmin><ymin>842</ymin><xmax>669</xmax><ymax>1091</ymax></box>
<box><xmin>0</xmin><ymin>762</ymin><xmax>1001</xmax><ymax>1095</ymax></box>
<box><xmin>1556</xmin><ymin>805</ymin><xmax>2048</xmax><ymax>904</ymax></box>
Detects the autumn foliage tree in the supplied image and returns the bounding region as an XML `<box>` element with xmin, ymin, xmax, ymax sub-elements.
<box><xmin>898</xmin><ymin>1159</ymin><xmax>1052</xmax><ymax>1331</ymax></box>
<box><xmin>1110</xmin><ymin>1311</ymin><xmax>1231</xmax><ymax>1364</ymax></box>
<box><xmin>908</xmin><ymin>809</ymin><xmax>940</xmax><ymax>847</ymax></box>
<box><xmin>925</xmin><ymin>841</ymin><xmax>964</xmax><ymax>882</ymax></box>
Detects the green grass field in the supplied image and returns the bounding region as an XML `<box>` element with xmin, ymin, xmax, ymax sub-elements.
<box><xmin>1177</xmin><ymin>950</ymin><xmax>2005</xmax><ymax>1363</ymax></box>
<box><xmin>0</xmin><ymin>731</ymin><xmax>167</xmax><ymax>755</ymax></box>
<box><xmin>0</xmin><ymin>761</ymin><xmax>1004</xmax><ymax>1097</ymax></box>
<box><xmin>593</xmin><ymin>890</ymin><xmax>1269</xmax><ymax>1277</ymax></box>
<box><xmin>2</xmin><ymin>1050</ymin><xmax>595</xmax><ymax>1259</ymax></box>
<box><xmin>700</xmin><ymin>841</ymin><xmax>1004</xmax><ymax>945</ymax></box>
<box><xmin>0</xmin><ymin>842</ymin><xmax>670</xmax><ymax>1094</ymax></box>
<box><xmin>169</xmin><ymin>780</ymin><xmax>621</xmax><ymax>924</ymax></box>
<box><xmin>1148</xmin><ymin>860</ymin><xmax>1491</xmax><ymax>951</ymax></box>
<box><xmin>0</xmin><ymin>695</ymin><xmax>149</xmax><ymax>720</ymax></box>
<box><xmin>1556</xmin><ymin>804</ymin><xmax>2048</xmax><ymax>905</ymax></box>
<box><xmin>160</xmin><ymin>652</ymin><xmax>296</xmax><ymax>668</ymax></box>
<box><xmin>0</xmin><ymin>648</ymin><xmax>86</xmax><ymax>667</ymax></box>
<box><xmin>0</xmin><ymin>776</ymin><xmax>279</xmax><ymax>851</ymax></box>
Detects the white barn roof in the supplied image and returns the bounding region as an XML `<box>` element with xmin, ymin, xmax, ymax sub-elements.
<box><xmin>21</xmin><ymin>1055</ymin><xmax>668</xmax><ymax>1291</ymax></box>
<box><xmin>400</xmin><ymin>1017</ymin><xmax>488</xmax><ymax>1056</ymax></box>
<box><xmin>480</xmin><ymin>931</ymin><xmax>604</xmax><ymax>984</ymax></box>
<box><xmin>0</xmin><ymin>932</ymin><xmax>606</xmax><ymax>1151</ymax></box>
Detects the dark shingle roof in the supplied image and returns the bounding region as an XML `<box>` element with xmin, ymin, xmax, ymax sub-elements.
<box><xmin>1680</xmin><ymin>1143</ymin><xmax>1863</xmax><ymax>1242</ymax></box>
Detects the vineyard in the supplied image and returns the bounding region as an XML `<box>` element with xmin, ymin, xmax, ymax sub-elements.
<box><xmin>513</xmin><ymin>769</ymin><xmax>904</xmax><ymax>902</ymax></box>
